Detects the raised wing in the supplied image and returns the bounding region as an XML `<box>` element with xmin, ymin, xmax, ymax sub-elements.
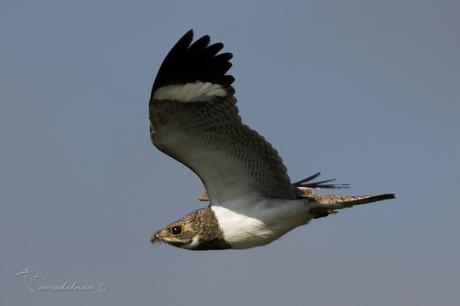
<box><xmin>149</xmin><ymin>30</ymin><xmax>297</xmax><ymax>203</ymax></box>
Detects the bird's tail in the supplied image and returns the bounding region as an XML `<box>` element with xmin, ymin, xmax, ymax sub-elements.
<box><xmin>303</xmin><ymin>193</ymin><xmax>395</xmax><ymax>218</ymax></box>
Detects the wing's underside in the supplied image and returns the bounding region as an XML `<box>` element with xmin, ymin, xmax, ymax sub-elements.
<box><xmin>197</xmin><ymin>171</ymin><xmax>352</xmax><ymax>201</ymax></box>
<box><xmin>149</xmin><ymin>30</ymin><xmax>297</xmax><ymax>203</ymax></box>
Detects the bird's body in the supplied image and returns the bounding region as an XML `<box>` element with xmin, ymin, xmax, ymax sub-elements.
<box><xmin>211</xmin><ymin>195</ymin><xmax>308</xmax><ymax>249</ymax></box>
<box><xmin>148</xmin><ymin>30</ymin><xmax>395</xmax><ymax>250</ymax></box>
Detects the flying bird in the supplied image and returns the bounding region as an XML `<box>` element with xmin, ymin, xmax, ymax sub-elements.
<box><xmin>148</xmin><ymin>30</ymin><xmax>395</xmax><ymax>250</ymax></box>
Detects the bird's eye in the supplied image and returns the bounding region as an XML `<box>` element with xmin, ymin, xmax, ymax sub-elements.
<box><xmin>171</xmin><ymin>226</ymin><xmax>182</xmax><ymax>235</ymax></box>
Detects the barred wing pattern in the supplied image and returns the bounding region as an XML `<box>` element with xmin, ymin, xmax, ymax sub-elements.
<box><xmin>149</xmin><ymin>31</ymin><xmax>297</xmax><ymax>203</ymax></box>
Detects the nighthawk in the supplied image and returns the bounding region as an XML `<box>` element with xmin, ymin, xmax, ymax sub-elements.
<box><xmin>149</xmin><ymin>30</ymin><xmax>395</xmax><ymax>250</ymax></box>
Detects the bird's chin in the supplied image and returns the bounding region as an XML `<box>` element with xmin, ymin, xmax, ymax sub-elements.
<box><xmin>150</xmin><ymin>236</ymin><xmax>187</xmax><ymax>248</ymax></box>
<box><xmin>163</xmin><ymin>240</ymin><xmax>187</xmax><ymax>248</ymax></box>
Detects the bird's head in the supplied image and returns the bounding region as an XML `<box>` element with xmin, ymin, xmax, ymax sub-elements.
<box><xmin>150</xmin><ymin>207</ymin><xmax>230</xmax><ymax>250</ymax></box>
<box><xmin>151</xmin><ymin>214</ymin><xmax>198</xmax><ymax>248</ymax></box>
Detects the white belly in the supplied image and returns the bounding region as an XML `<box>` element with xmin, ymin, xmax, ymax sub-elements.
<box><xmin>211</xmin><ymin>197</ymin><xmax>311</xmax><ymax>249</ymax></box>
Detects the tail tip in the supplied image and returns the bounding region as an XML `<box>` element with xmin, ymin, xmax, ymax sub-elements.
<box><xmin>380</xmin><ymin>193</ymin><xmax>396</xmax><ymax>200</ymax></box>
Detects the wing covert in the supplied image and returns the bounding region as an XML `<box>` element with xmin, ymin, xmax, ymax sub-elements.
<box><xmin>149</xmin><ymin>30</ymin><xmax>297</xmax><ymax>203</ymax></box>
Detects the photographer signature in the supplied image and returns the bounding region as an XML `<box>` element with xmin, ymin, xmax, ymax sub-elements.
<box><xmin>16</xmin><ymin>266</ymin><xmax>108</xmax><ymax>294</ymax></box>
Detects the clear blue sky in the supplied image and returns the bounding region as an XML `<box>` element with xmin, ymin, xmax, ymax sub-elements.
<box><xmin>1</xmin><ymin>1</ymin><xmax>459</xmax><ymax>305</ymax></box>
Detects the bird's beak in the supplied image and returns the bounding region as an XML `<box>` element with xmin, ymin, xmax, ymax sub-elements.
<box><xmin>150</xmin><ymin>233</ymin><xmax>160</xmax><ymax>244</ymax></box>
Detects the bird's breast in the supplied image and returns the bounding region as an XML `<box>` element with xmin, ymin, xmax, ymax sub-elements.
<box><xmin>211</xmin><ymin>197</ymin><xmax>310</xmax><ymax>249</ymax></box>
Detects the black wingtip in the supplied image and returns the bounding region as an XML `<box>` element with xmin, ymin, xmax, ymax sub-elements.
<box><xmin>151</xmin><ymin>30</ymin><xmax>234</xmax><ymax>97</ymax></box>
<box><xmin>180</xmin><ymin>29</ymin><xmax>194</xmax><ymax>43</ymax></box>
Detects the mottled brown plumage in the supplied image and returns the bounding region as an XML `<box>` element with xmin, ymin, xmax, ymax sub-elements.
<box><xmin>148</xmin><ymin>30</ymin><xmax>395</xmax><ymax>250</ymax></box>
<box><xmin>151</xmin><ymin>207</ymin><xmax>230</xmax><ymax>250</ymax></box>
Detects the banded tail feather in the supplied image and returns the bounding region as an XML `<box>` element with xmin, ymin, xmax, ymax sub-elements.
<box><xmin>306</xmin><ymin>193</ymin><xmax>396</xmax><ymax>218</ymax></box>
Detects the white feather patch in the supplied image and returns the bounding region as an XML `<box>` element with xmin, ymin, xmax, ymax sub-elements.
<box><xmin>211</xmin><ymin>197</ymin><xmax>312</xmax><ymax>249</ymax></box>
<box><xmin>211</xmin><ymin>205</ymin><xmax>273</xmax><ymax>249</ymax></box>
<box><xmin>154</xmin><ymin>81</ymin><xmax>226</xmax><ymax>102</ymax></box>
